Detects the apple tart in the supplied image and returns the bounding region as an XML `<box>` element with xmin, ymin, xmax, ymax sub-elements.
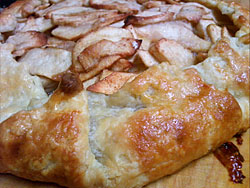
<box><xmin>0</xmin><ymin>0</ymin><xmax>249</xmax><ymax>187</ymax></box>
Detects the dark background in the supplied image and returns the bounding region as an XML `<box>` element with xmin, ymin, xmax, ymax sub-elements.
<box><xmin>0</xmin><ymin>0</ymin><xmax>16</xmax><ymax>8</ymax></box>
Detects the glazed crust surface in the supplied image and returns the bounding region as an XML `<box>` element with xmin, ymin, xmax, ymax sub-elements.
<box><xmin>0</xmin><ymin>0</ymin><xmax>249</xmax><ymax>187</ymax></box>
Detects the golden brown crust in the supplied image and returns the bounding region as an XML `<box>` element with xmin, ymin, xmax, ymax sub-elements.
<box><xmin>0</xmin><ymin>0</ymin><xmax>249</xmax><ymax>187</ymax></box>
<box><xmin>0</xmin><ymin>91</ymin><xmax>87</xmax><ymax>187</ymax></box>
<box><xmin>91</xmin><ymin>65</ymin><xmax>247</xmax><ymax>187</ymax></box>
<box><xmin>212</xmin><ymin>39</ymin><xmax>249</xmax><ymax>95</ymax></box>
<box><xmin>185</xmin><ymin>0</ymin><xmax>250</xmax><ymax>32</ymax></box>
<box><xmin>125</xmin><ymin>72</ymin><xmax>243</xmax><ymax>180</ymax></box>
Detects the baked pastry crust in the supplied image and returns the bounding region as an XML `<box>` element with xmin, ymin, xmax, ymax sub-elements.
<box><xmin>0</xmin><ymin>0</ymin><xmax>249</xmax><ymax>187</ymax></box>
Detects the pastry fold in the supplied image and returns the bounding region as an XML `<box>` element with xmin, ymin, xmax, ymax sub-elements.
<box><xmin>0</xmin><ymin>0</ymin><xmax>249</xmax><ymax>188</ymax></box>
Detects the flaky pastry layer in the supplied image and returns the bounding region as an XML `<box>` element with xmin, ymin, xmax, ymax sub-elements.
<box><xmin>0</xmin><ymin>0</ymin><xmax>249</xmax><ymax>187</ymax></box>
